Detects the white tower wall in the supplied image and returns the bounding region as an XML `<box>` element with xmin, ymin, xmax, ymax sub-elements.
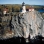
<box><xmin>21</xmin><ymin>6</ymin><xmax>26</xmax><ymax>13</ymax></box>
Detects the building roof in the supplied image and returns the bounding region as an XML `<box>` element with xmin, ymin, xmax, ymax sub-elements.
<box><xmin>3</xmin><ymin>8</ymin><xmax>8</xmax><ymax>12</ymax></box>
<box><xmin>22</xmin><ymin>2</ymin><xmax>25</xmax><ymax>6</ymax></box>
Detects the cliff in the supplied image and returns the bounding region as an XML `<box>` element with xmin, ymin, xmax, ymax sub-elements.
<box><xmin>0</xmin><ymin>10</ymin><xmax>44</xmax><ymax>40</ymax></box>
<box><xmin>12</xmin><ymin>10</ymin><xmax>44</xmax><ymax>39</ymax></box>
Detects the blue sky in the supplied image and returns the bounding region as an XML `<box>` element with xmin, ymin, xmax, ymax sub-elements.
<box><xmin>0</xmin><ymin>0</ymin><xmax>44</xmax><ymax>5</ymax></box>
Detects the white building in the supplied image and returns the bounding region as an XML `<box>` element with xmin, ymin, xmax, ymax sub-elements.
<box><xmin>21</xmin><ymin>2</ymin><xmax>26</xmax><ymax>13</ymax></box>
<box><xmin>3</xmin><ymin>11</ymin><xmax>7</xmax><ymax>14</ymax></box>
<box><xmin>29</xmin><ymin>7</ymin><xmax>34</xmax><ymax>12</ymax></box>
<box><xmin>3</xmin><ymin>8</ymin><xmax>8</xmax><ymax>15</ymax></box>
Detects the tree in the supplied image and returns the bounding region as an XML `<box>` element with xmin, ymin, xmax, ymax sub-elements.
<box><xmin>12</xmin><ymin>7</ymin><xmax>15</xmax><ymax>12</ymax></box>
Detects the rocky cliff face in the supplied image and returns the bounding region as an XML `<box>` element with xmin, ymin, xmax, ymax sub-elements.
<box><xmin>12</xmin><ymin>10</ymin><xmax>44</xmax><ymax>39</ymax></box>
<box><xmin>0</xmin><ymin>10</ymin><xmax>44</xmax><ymax>40</ymax></box>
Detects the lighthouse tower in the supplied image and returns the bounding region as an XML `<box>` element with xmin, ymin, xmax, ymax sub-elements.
<box><xmin>21</xmin><ymin>2</ymin><xmax>26</xmax><ymax>13</ymax></box>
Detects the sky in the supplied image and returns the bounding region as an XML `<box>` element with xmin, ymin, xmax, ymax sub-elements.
<box><xmin>0</xmin><ymin>0</ymin><xmax>44</xmax><ymax>5</ymax></box>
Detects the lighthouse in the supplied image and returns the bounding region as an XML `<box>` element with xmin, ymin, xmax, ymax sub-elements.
<box><xmin>21</xmin><ymin>2</ymin><xmax>26</xmax><ymax>13</ymax></box>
